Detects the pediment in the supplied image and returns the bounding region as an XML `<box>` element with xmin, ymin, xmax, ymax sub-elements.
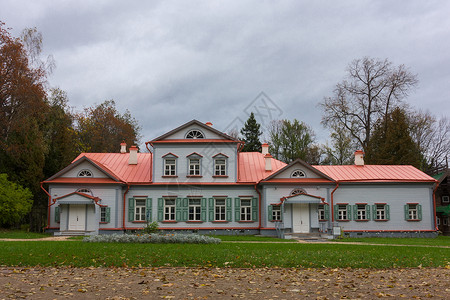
<box><xmin>262</xmin><ymin>158</ymin><xmax>334</xmax><ymax>182</ymax></box>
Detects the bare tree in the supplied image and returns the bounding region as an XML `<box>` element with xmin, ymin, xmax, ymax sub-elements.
<box><xmin>320</xmin><ymin>57</ymin><xmax>418</xmax><ymax>153</ymax></box>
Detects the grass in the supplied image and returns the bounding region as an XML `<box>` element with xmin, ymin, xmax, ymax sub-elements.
<box><xmin>207</xmin><ymin>235</ymin><xmax>297</xmax><ymax>242</ymax></box>
<box><xmin>0</xmin><ymin>230</ymin><xmax>51</xmax><ymax>239</ymax></box>
<box><xmin>334</xmin><ymin>235</ymin><xmax>450</xmax><ymax>246</ymax></box>
<box><xmin>0</xmin><ymin>241</ymin><xmax>448</xmax><ymax>268</ymax></box>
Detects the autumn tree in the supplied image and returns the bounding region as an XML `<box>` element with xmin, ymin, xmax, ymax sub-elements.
<box><xmin>75</xmin><ymin>100</ymin><xmax>141</xmax><ymax>153</ymax></box>
<box><xmin>240</xmin><ymin>112</ymin><xmax>262</xmax><ymax>152</ymax></box>
<box><xmin>320</xmin><ymin>57</ymin><xmax>418</xmax><ymax>154</ymax></box>
<box><xmin>268</xmin><ymin>119</ymin><xmax>316</xmax><ymax>163</ymax></box>
<box><xmin>366</xmin><ymin>108</ymin><xmax>422</xmax><ymax>167</ymax></box>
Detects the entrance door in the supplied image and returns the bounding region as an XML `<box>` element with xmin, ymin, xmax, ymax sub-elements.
<box><xmin>292</xmin><ymin>203</ymin><xmax>310</xmax><ymax>233</ymax></box>
<box><xmin>68</xmin><ymin>205</ymin><xmax>86</xmax><ymax>231</ymax></box>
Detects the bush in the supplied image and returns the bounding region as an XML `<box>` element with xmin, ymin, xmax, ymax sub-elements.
<box><xmin>83</xmin><ymin>233</ymin><xmax>221</xmax><ymax>244</ymax></box>
<box><xmin>141</xmin><ymin>221</ymin><xmax>159</xmax><ymax>234</ymax></box>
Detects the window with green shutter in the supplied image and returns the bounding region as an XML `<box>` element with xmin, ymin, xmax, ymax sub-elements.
<box><xmin>208</xmin><ymin>198</ymin><xmax>215</xmax><ymax>221</ymax></box>
<box><xmin>324</xmin><ymin>204</ymin><xmax>330</xmax><ymax>220</ymax></box>
<box><xmin>269</xmin><ymin>205</ymin><xmax>281</xmax><ymax>222</ymax></box>
<box><xmin>354</xmin><ymin>204</ymin><xmax>370</xmax><ymax>221</ymax></box>
<box><xmin>100</xmin><ymin>206</ymin><xmax>110</xmax><ymax>223</ymax></box>
<box><xmin>234</xmin><ymin>198</ymin><xmax>240</xmax><ymax>221</ymax></box>
<box><xmin>335</xmin><ymin>204</ymin><xmax>350</xmax><ymax>221</ymax></box>
<box><xmin>251</xmin><ymin>197</ymin><xmax>258</xmax><ymax>222</ymax></box>
<box><xmin>201</xmin><ymin>198</ymin><xmax>207</xmax><ymax>222</ymax></box>
<box><xmin>128</xmin><ymin>198</ymin><xmax>134</xmax><ymax>222</ymax></box>
<box><xmin>268</xmin><ymin>205</ymin><xmax>273</xmax><ymax>222</ymax></box>
<box><xmin>405</xmin><ymin>204</ymin><xmax>421</xmax><ymax>221</ymax></box>
<box><xmin>157</xmin><ymin>198</ymin><xmax>164</xmax><ymax>221</ymax></box>
<box><xmin>226</xmin><ymin>198</ymin><xmax>232</xmax><ymax>222</ymax></box>
<box><xmin>374</xmin><ymin>204</ymin><xmax>389</xmax><ymax>221</ymax></box>
<box><xmin>176</xmin><ymin>198</ymin><xmax>187</xmax><ymax>221</ymax></box>
<box><xmin>55</xmin><ymin>207</ymin><xmax>60</xmax><ymax>223</ymax></box>
<box><xmin>318</xmin><ymin>204</ymin><xmax>329</xmax><ymax>221</ymax></box>
<box><xmin>146</xmin><ymin>198</ymin><xmax>152</xmax><ymax>222</ymax></box>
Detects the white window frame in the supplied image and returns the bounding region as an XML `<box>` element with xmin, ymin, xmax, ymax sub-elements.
<box><xmin>100</xmin><ymin>207</ymin><xmax>107</xmax><ymax>222</ymax></box>
<box><xmin>185</xmin><ymin>130</ymin><xmax>204</xmax><ymax>139</ymax></box>
<box><xmin>290</xmin><ymin>188</ymin><xmax>306</xmax><ymax>196</ymax></box>
<box><xmin>164</xmin><ymin>158</ymin><xmax>177</xmax><ymax>176</ymax></box>
<box><xmin>272</xmin><ymin>205</ymin><xmax>281</xmax><ymax>221</ymax></box>
<box><xmin>164</xmin><ymin>198</ymin><xmax>176</xmax><ymax>221</ymax></box>
<box><xmin>215</xmin><ymin>198</ymin><xmax>226</xmax><ymax>221</ymax></box>
<box><xmin>337</xmin><ymin>204</ymin><xmax>348</xmax><ymax>221</ymax></box>
<box><xmin>188</xmin><ymin>198</ymin><xmax>201</xmax><ymax>221</ymax></box>
<box><xmin>444</xmin><ymin>218</ymin><xmax>448</xmax><ymax>226</ymax></box>
<box><xmin>77</xmin><ymin>188</ymin><xmax>92</xmax><ymax>195</ymax></box>
<box><xmin>291</xmin><ymin>169</ymin><xmax>306</xmax><ymax>178</ymax></box>
<box><xmin>240</xmin><ymin>199</ymin><xmax>252</xmax><ymax>221</ymax></box>
<box><xmin>188</xmin><ymin>158</ymin><xmax>200</xmax><ymax>176</ymax></box>
<box><xmin>442</xmin><ymin>196</ymin><xmax>449</xmax><ymax>203</ymax></box>
<box><xmin>437</xmin><ymin>217</ymin><xmax>440</xmax><ymax>226</ymax></box>
<box><xmin>214</xmin><ymin>158</ymin><xmax>227</xmax><ymax>176</ymax></box>
<box><xmin>408</xmin><ymin>204</ymin><xmax>418</xmax><ymax>220</ymax></box>
<box><xmin>318</xmin><ymin>204</ymin><xmax>325</xmax><ymax>220</ymax></box>
<box><xmin>376</xmin><ymin>204</ymin><xmax>386</xmax><ymax>220</ymax></box>
<box><xmin>135</xmin><ymin>198</ymin><xmax>146</xmax><ymax>221</ymax></box>
<box><xmin>356</xmin><ymin>204</ymin><xmax>367</xmax><ymax>220</ymax></box>
<box><xmin>77</xmin><ymin>169</ymin><xmax>93</xmax><ymax>177</ymax></box>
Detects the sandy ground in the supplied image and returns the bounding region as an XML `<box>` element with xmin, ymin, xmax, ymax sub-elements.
<box><xmin>0</xmin><ymin>266</ymin><xmax>449</xmax><ymax>299</ymax></box>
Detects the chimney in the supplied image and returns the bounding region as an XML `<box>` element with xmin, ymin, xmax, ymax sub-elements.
<box><xmin>261</xmin><ymin>143</ymin><xmax>269</xmax><ymax>155</ymax></box>
<box><xmin>354</xmin><ymin>150</ymin><xmax>364</xmax><ymax>166</ymax></box>
<box><xmin>120</xmin><ymin>142</ymin><xmax>127</xmax><ymax>154</ymax></box>
<box><xmin>265</xmin><ymin>153</ymin><xmax>272</xmax><ymax>171</ymax></box>
<box><xmin>205</xmin><ymin>122</ymin><xmax>213</xmax><ymax>127</ymax></box>
<box><xmin>129</xmin><ymin>145</ymin><xmax>138</xmax><ymax>165</ymax></box>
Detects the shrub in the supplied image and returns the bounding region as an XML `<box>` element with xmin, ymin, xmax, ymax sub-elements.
<box><xmin>83</xmin><ymin>233</ymin><xmax>221</xmax><ymax>244</ymax></box>
<box><xmin>141</xmin><ymin>221</ymin><xmax>159</xmax><ymax>234</ymax></box>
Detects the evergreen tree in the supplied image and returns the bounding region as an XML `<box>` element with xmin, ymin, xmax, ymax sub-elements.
<box><xmin>240</xmin><ymin>112</ymin><xmax>262</xmax><ymax>152</ymax></box>
<box><xmin>366</xmin><ymin>108</ymin><xmax>422</xmax><ymax>167</ymax></box>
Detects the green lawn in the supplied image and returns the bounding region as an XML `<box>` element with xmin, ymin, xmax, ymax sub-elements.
<box><xmin>0</xmin><ymin>230</ymin><xmax>51</xmax><ymax>239</ymax></box>
<box><xmin>334</xmin><ymin>236</ymin><xmax>450</xmax><ymax>246</ymax></box>
<box><xmin>0</xmin><ymin>241</ymin><xmax>448</xmax><ymax>268</ymax></box>
<box><xmin>207</xmin><ymin>235</ymin><xmax>297</xmax><ymax>242</ymax></box>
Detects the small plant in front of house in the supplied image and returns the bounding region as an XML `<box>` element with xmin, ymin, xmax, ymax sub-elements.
<box><xmin>142</xmin><ymin>221</ymin><xmax>159</xmax><ymax>234</ymax></box>
<box><xmin>83</xmin><ymin>233</ymin><xmax>221</xmax><ymax>244</ymax></box>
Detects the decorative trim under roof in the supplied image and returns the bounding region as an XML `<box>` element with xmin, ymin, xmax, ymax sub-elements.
<box><xmin>261</xmin><ymin>158</ymin><xmax>335</xmax><ymax>182</ymax></box>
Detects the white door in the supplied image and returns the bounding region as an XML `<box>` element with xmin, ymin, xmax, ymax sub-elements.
<box><xmin>68</xmin><ymin>205</ymin><xmax>86</xmax><ymax>231</ymax></box>
<box><xmin>292</xmin><ymin>203</ymin><xmax>310</xmax><ymax>233</ymax></box>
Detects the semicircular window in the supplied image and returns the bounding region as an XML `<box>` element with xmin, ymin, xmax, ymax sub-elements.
<box><xmin>291</xmin><ymin>169</ymin><xmax>306</xmax><ymax>178</ymax></box>
<box><xmin>77</xmin><ymin>188</ymin><xmax>92</xmax><ymax>195</ymax></box>
<box><xmin>186</xmin><ymin>130</ymin><xmax>204</xmax><ymax>139</ymax></box>
<box><xmin>77</xmin><ymin>169</ymin><xmax>93</xmax><ymax>177</ymax></box>
<box><xmin>290</xmin><ymin>188</ymin><xmax>306</xmax><ymax>196</ymax></box>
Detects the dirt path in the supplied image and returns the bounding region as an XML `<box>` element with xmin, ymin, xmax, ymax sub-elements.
<box><xmin>0</xmin><ymin>267</ymin><xmax>449</xmax><ymax>299</ymax></box>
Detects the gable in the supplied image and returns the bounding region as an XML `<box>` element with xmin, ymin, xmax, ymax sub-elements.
<box><xmin>60</xmin><ymin>161</ymin><xmax>108</xmax><ymax>178</ymax></box>
<box><xmin>262</xmin><ymin>159</ymin><xmax>334</xmax><ymax>182</ymax></box>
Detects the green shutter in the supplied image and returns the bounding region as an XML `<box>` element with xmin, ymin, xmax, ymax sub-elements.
<box><xmin>417</xmin><ymin>204</ymin><xmax>422</xmax><ymax>220</ymax></box>
<box><xmin>324</xmin><ymin>205</ymin><xmax>329</xmax><ymax>220</ymax></box>
<box><xmin>235</xmin><ymin>198</ymin><xmax>241</xmax><ymax>221</ymax></box>
<box><xmin>146</xmin><ymin>198</ymin><xmax>152</xmax><ymax>222</ymax></box>
<box><xmin>353</xmin><ymin>205</ymin><xmax>357</xmax><ymax>220</ymax></box>
<box><xmin>366</xmin><ymin>205</ymin><xmax>370</xmax><ymax>220</ymax></box>
<box><xmin>334</xmin><ymin>205</ymin><xmax>338</xmax><ymax>221</ymax></box>
<box><xmin>105</xmin><ymin>207</ymin><xmax>111</xmax><ymax>223</ymax></box>
<box><xmin>182</xmin><ymin>198</ymin><xmax>188</xmax><ymax>221</ymax></box>
<box><xmin>208</xmin><ymin>198</ymin><xmax>214</xmax><ymax>222</ymax></box>
<box><xmin>268</xmin><ymin>205</ymin><xmax>273</xmax><ymax>222</ymax></box>
<box><xmin>385</xmin><ymin>205</ymin><xmax>390</xmax><ymax>220</ymax></box>
<box><xmin>252</xmin><ymin>197</ymin><xmax>258</xmax><ymax>222</ymax></box>
<box><xmin>201</xmin><ymin>198</ymin><xmax>207</xmax><ymax>222</ymax></box>
<box><xmin>404</xmin><ymin>204</ymin><xmax>409</xmax><ymax>220</ymax></box>
<box><xmin>372</xmin><ymin>205</ymin><xmax>377</xmax><ymax>220</ymax></box>
<box><xmin>176</xmin><ymin>198</ymin><xmax>182</xmax><ymax>221</ymax></box>
<box><xmin>128</xmin><ymin>198</ymin><xmax>134</xmax><ymax>222</ymax></box>
<box><xmin>55</xmin><ymin>207</ymin><xmax>60</xmax><ymax>223</ymax></box>
<box><xmin>346</xmin><ymin>205</ymin><xmax>351</xmax><ymax>220</ymax></box>
<box><xmin>226</xmin><ymin>198</ymin><xmax>232</xmax><ymax>222</ymax></box>
<box><xmin>157</xmin><ymin>198</ymin><xmax>164</xmax><ymax>221</ymax></box>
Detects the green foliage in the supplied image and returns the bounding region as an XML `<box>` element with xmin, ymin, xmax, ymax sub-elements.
<box><xmin>334</xmin><ymin>236</ymin><xmax>450</xmax><ymax>246</ymax></box>
<box><xmin>268</xmin><ymin>119</ymin><xmax>317</xmax><ymax>163</ymax></box>
<box><xmin>142</xmin><ymin>221</ymin><xmax>159</xmax><ymax>234</ymax></box>
<box><xmin>0</xmin><ymin>229</ymin><xmax>50</xmax><ymax>239</ymax></box>
<box><xmin>366</xmin><ymin>108</ymin><xmax>422</xmax><ymax>167</ymax></box>
<box><xmin>0</xmin><ymin>174</ymin><xmax>33</xmax><ymax>227</ymax></box>
<box><xmin>240</xmin><ymin>112</ymin><xmax>262</xmax><ymax>152</ymax></box>
<box><xmin>323</xmin><ymin>125</ymin><xmax>354</xmax><ymax>165</ymax></box>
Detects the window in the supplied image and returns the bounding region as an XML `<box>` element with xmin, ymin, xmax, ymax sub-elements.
<box><xmin>405</xmin><ymin>204</ymin><xmax>422</xmax><ymax>221</ymax></box>
<box><xmin>215</xmin><ymin>198</ymin><xmax>226</xmax><ymax>221</ymax></box>
<box><xmin>214</xmin><ymin>158</ymin><xmax>226</xmax><ymax>176</ymax></box>
<box><xmin>290</xmin><ymin>188</ymin><xmax>306</xmax><ymax>196</ymax></box>
<box><xmin>240</xmin><ymin>199</ymin><xmax>252</xmax><ymax>221</ymax></box>
<box><xmin>164</xmin><ymin>158</ymin><xmax>176</xmax><ymax>176</ymax></box>
<box><xmin>373</xmin><ymin>204</ymin><xmax>390</xmax><ymax>221</ymax></box>
<box><xmin>186</xmin><ymin>130</ymin><xmax>204</xmax><ymax>139</ymax></box>
<box><xmin>272</xmin><ymin>205</ymin><xmax>281</xmax><ymax>221</ymax></box>
<box><xmin>437</xmin><ymin>217</ymin><xmax>440</xmax><ymax>226</ymax></box>
<box><xmin>291</xmin><ymin>169</ymin><xmax>306</xmax><ymax>178</ymax></box>
<box><xmin>354</xmin><ymin>204</ymin><xmax>369</xmax><ymax>221</ymax></box>
<box><xmin>100</xmin><ymin>207</ymin><xmax>110</xmax><ymax>223</ymax></box>
<box><xmin>444</xmin><ymin>218</ymin><xmax>448</xmax><ymax>226</ymax></box>
<box><xmin>135</xmin><ymin>199</ymin><xmax>146</xmax><ymax>221</ymax></box>
<box><xmin>77</xmin><ymin>169</ymin><xmax>92</xmax><ymax>177</ymax></box>
<box><xmin>164</xmin><ymin>198</ymin><xmax>176</xmax><ymax>221</ymax></box>
<box><xmin>318</xmin><ymin>204</ymin><xmax>329</xmax><ymax>221</ymax></box>
<box><xmin>189</xmin><ymin>158</ymin><xmax>200</xmax><ymax>175</ymax></box>
<box><xmin>443</xmin><ymin>196</ymin><xmax>449</xmax><ymax>203</ymax></box>
<box><xmin>188</xmin><ymin>198</ymin><xmax>202</xmax><ymax>221</ymax></box>
<box><xmin>77</xmin><ymin>188</ymin><xmax>92</xmax><ymax>195</ymax></box>
<box><xmin>337</xmin><ymin>204</ymin><xmax>349</xmax><ymax>221</ymax></box>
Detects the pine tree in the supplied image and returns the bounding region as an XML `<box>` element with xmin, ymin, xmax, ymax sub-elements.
<box><xmin>240</xmin><ymin>112</ymin><xmax>262</xmax><ymax>152</ymax></box>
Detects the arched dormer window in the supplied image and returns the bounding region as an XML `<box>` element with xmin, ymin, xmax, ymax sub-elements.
<box><xmin>77</xmin><ymin>188</ymin><xmax>93</xmax><ymax>195</ymax></box>
<box><xmin>291</xmin><ymin>169</ymin><xmax>306</xmax><ymax>178</ymax></box>
<box><xmin>290</xmin><ymin>188</ymin><xmax>306</xmax><ymax>196</ymax></box>
<box><xmin>78</xmin><ymin>169</ymin><xmax>93</xmax><ymax>177</ymax></box>
<box><xmin>186</xmin><ymin>130</ymin><xmax>204</xmax><ymax>139</ymax></box>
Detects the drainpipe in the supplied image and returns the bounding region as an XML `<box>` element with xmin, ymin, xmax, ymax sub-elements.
<box><xmin>123</xmin><ymin>184</ymin><xmax>130</xmax><ymax>232</ymax></box>
<box><xmin>41</xmin><ymin>182</ymin><xmax>52</xmax><ymax>229</ymax></box>
<box><xmin>254</xmin><ymin>184</ymin><xmax>262</xmax><ymax>230</ymax></box>
<box><xmin>330</xmin><ymin>181</ymin><xmax>339</xmax><ymax>222</ymax></box>
<box><xmin>433</xmin><ymin>182</ymin><xmax>439</xmax><ymax>231</ymax></box>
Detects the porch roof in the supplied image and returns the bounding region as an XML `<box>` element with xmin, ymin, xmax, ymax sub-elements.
<box><xmin>283</xmin><ymin>193</ymin><xmax>324</xmax><ymax>204</ymax></box>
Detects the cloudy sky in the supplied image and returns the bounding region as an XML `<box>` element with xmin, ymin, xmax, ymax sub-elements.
<box><xmin>1</xmin><ymin>0</ymin><xmax>449</xmax><ymax>147</ymax></box>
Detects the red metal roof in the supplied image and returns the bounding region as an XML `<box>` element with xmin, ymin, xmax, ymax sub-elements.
<box><xmin>314</xmin><ymin>165</ymin><xmax>436</xmax><ymax>182</ymax></box>
<box><xmin>238</xmin><ymin>152</ymin><xmax>286</xmax><ymax>183</ymax></box>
